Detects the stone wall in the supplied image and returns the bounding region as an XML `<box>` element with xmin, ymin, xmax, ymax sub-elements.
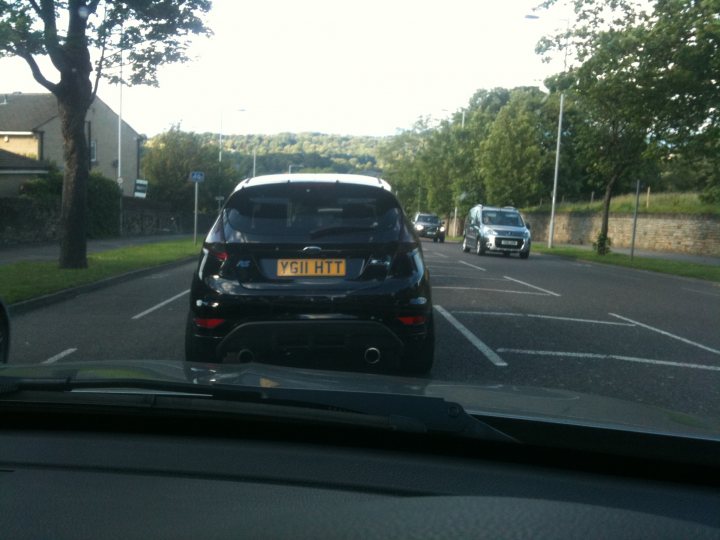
<box><xmin>0</xmin><ymin>196</ymin><xmax>199</xmax><ymax>247</ymax></box>
<box><xmin>523</xmin><ymin>212</ymin><xmax>720</xmax><ymax>256</ymax></box>
<box><xmin>0</xmin><ymin>197</ymin><xmax>59</xmax><ymax>245</ymax></box>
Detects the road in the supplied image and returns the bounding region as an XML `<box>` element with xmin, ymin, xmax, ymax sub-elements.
<box><xmin>8</xmin><ymin>240</ymin><xmax>720</xmax><ymax>418</ymax></box>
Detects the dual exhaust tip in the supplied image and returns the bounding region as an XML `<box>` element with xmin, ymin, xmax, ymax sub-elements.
<box><xmin>237</xmin><ymin>347</ymin><xmax>382</xmax><ymax>365</ymax></box>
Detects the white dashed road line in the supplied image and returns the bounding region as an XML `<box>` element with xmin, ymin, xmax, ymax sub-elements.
<box><xmin>42</xmin><ymin>348</ymin><xmax>77</xmax><ymax>365</ymax></box>
<box><xmin>609</xmin><ymin>313</ymin><xmax>720</xmax><ymax>356</ymax></box>
<box><xmin>503</xmin><ymin>276</ymin><xmax>561</xmax><ymax>297</ymax></box>
<box><xmin>458</xmin><ymin>260</ymin><xmax>486</xmax><ymax>272</ymax></box>
<box><xmin>453</xmin><ymin>311</ymin><xmax>635</xmax><ymax>326</ymax></box>
<box><xmin>433</xmin><ymin>286</ymin><xmax>549</xmax><ymax>296</ymax></box>
<box><xmin>132</xmin><ymin>289</ymin><xmax>190</xmax><ymax>320</ymax></box>
<box><xmin>497</xmin><ymin>348</ymin><xmax>720</xmax><ymax>372</ymax></box>
<box><xmin>434</xmin><ymin>305</ymin><xmax>507</xmax><ymax>367</ymax></box>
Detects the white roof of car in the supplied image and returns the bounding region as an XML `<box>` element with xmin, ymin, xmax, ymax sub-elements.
<box><xmin>233</xmin><ymin>173</ymin><xmax>392</xmax><ymax>193</ymax></box>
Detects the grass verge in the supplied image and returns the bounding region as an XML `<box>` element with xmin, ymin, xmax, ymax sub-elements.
<box><xmin>524</xmin><ymin>192</ymin><xmax>720</xmax><ymax>216</ymax></box>
<box><xmin>0</xmin><ymin>239</ymin><xmax>199</xmax><ymax>305</ymax></box>
<box><xmin>533</xmin><ymin>245</ymin><xmax>720</xmax><ymax>283</ymax></box>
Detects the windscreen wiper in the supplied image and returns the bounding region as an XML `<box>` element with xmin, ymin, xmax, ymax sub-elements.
<box><xmin>0</xmin><ymin>376</ymin><xmax>516</xmax><ymax>443</ymax></box>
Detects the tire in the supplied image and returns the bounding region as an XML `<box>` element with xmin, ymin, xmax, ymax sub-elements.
<box><xmin>401</xmin><ymin>316</ymin><xmax>435</xmax><ymax>376</ymax></box>
<box><xmin>440</xmin><ymin>236</ymin><xmax>445</xmax><ymax>243</ymax></box>
<box><xmin>462</xmin><ymin>237</ymin><xmax>470</xmax><ymax>252</ymax></box>
<box><xmin>475</xmin><ymin>237</ymin><xmax>485</xmax><ymax>256</ymax></box>
<box><xmin>520</xmin><ymin>250</ymin><xmax>530</xmax><ymax>259</ymax></box>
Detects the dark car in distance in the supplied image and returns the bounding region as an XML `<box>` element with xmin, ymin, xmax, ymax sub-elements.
<box><xmin>185</xmin><ymin>174</ymin><xmax>434</xmax><ymax>375</ymax></box>
<box><xmin>412</xmin><ymin>212</ymin><xmax>446</xmax><ymax>242</ymax></box>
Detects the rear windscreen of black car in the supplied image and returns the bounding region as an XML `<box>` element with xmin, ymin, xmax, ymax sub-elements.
<box><xmin>219</xmin><ymin>183</ymin><xmax>405</xmax><ymax>242</ymax></box>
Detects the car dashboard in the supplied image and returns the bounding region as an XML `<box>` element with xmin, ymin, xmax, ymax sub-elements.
<box><xmin>1</xmin><ymin>401</ymin><xmax>718</xmax><ymax>539</ymax></box>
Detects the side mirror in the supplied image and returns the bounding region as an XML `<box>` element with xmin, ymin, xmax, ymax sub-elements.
<box><xmin>525</xmin><ymin>223</ymin><xmax>531</xmax><ymax>230</ymax></box>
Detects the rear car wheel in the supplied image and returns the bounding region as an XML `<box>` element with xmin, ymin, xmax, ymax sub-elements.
<box><xmin>462</xmin><ymin>237</ymin><xmax>470</xmax><ymax>252</ymax></box>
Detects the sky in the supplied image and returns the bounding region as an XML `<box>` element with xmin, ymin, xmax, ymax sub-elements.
<box><xmin>0</xmin><ymin>0</ymin><xmax>570</xmax><ymax>137</ymax></box>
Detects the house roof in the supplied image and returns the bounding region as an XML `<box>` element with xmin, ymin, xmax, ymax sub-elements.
<box><xmin>0</xmin><ymin>93</ymin><xmax>59</xmax><ymax>131</ymax></box>
<box><xmin>0</xmin><ymin>148</ymin><xmax>49</xmax><ymax>171</ymax></box>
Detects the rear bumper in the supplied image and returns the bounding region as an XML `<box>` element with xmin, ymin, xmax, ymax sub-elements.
<box><xmin>188</xmin><ymin>315</ymin><xmax>431</xmax><ymax>368</ymax></box>
<box><xmin>220</xmin><ymin>320</ymin><xmax>405</xmax><ymax>357</ymax></box>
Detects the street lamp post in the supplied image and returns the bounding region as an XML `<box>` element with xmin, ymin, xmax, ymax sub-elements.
<box><xmin>548</xmin><ymin>92</ymin><xmax>564</xmax><ymax>248</ymax></box>
<box><xmin>525</xmin><ymin>14</ymin><xmax>569</xmax><ymax>248</ymax></box>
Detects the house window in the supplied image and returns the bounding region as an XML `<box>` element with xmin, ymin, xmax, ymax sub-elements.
<box><xmin>90</xmin><ymin>140</ymin><xmax>97</xmax><ymax>163</ymax></box>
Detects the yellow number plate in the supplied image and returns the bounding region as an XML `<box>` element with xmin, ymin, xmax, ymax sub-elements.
<box><xmin>277</xmin><ymin>259</ymin><xmax>346</xmax><ymax>277</ymax></box>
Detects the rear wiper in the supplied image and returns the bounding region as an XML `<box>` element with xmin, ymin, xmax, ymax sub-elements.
<box><xmin>0</xmin><ymin>376</ymin><xmax>516</xmax><ymax>443</ymax></box>
<box><xmin>309</xmin><ymin>225</ymin><xmax>378</xmax><ymax>239</ymax></box>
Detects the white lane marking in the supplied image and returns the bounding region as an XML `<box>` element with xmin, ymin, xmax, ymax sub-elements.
<box><xmin>682</xmin><ymin>287</ymin><xmax>720</xmax><ymax>298</ymax></box>
<box><xmin>42</xmin><ymin>348</ymin><xmax>77</xmax><ymax>365</ymax></box>
<box><xmin>609</xmin><ymin>313</ymin><xmax>720</xmax><ymax>356</ymax></box>
<box><xmin>458</xmin><ymin>260</ymin><xmax>486</xmax><ymax>272</ymax></box>
<box><xmin>433</xmin><ymin>286</ymin><xmax>548</xmax><ymax>296</ymax></box>
<box><xmin>497</xmin><ymin>348</ymin><xmax>720</xmax><ymax>372</ymax></box>
<box><xmin>432</xmin><ymin>252</ymin><xmax>449</xmax><ymax>258</ymax></box>
<box><xmin>454</xmin><ymin>311</ymin><xmax>635</xmax><ymax>326</ymax></box>
<box><xmin>434</xmin><ymin>305</ymin><xmax>507</xmax><ymax>367</ymax></box>
<box><xmin>503</xmin><ymin>276</ymin><xmax>561</xmax><ymax>297</ymax></box>
<box><xmin>132</xmin><ymin>289</ymin><xmax>190</xmax><ymax>320</ymax></box>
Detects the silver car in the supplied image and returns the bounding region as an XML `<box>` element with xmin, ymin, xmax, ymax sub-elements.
<box><xmin>462</xmin><ymin>205</ymin><xmax>531</xmax><ymax>258</ymax></box>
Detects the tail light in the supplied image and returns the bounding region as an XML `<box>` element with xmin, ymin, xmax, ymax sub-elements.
<box><xmin>193</xmin><ymin>318</ymin><xmax>225</xmax><ymax>329</ymax></box>
<box><xmin>207</xmin><ymin>244</ymin><xmax>229</xmax><ymax>261</ymax></box>
<box><xmin>397</xmin><ymin>315</ymin><xmax>427</xmax><ymax>326</ymax></box>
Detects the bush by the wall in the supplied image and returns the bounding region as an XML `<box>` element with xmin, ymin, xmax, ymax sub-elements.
<box><xmin>20</xmin><ymin>168</ymin><xmax>121</xmax><ymax>238</ymax></box>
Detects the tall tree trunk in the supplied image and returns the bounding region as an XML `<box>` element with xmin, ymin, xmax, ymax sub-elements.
<box><xmin>53</xmin><ymin>13</ymin><xmax>94</xmax><ymax>269</ymax></box>
<box><xmin>600</xmin><ymin>174</ymin><xmax>617</xmax><ymax>239</ymax></box>
<box><xmin>597</xmin><ymin>173</ymin><xmax>619</xmax><ymax>255</ymax></box>
<box><xmin>57</xmin><ymin>93</ymin><xmax>90</xmax><ymax>269</ymax></box>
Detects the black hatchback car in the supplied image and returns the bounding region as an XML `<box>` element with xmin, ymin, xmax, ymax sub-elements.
<box><xmin>185</xmin><ymin>174</ymin><xmax>434</xmax><ymax>375</ymax></box>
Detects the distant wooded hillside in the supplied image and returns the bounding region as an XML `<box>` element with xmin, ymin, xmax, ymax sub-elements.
<box><xmin>197</xmin><ymin>132</ymin><xmax>388</xmax><ymax>176</ymax></box>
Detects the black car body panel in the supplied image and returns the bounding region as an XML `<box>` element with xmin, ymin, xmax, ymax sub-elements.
<box><xmin>0</xmin><ymin>298</ymin><xmax>9</xmax><ymax>364</ymax></box>
<box><xmin>187</xmin><ymin>174</ymin><xmax>434</xmax><ymax>374</ymax></box>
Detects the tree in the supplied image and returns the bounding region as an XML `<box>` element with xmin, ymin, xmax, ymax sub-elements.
<box><xmin>142</xmin><ymin>127</ymin><xmax>236</xmax><ymax>215</ymax></box>
<box><xmin>539</xmin><ymin>0</ymin><xmax>720</xmax><ymax>248</ymax></box>
<box><xmin>0</xmin><ymin>1</ymin><xmax>211</xmax><ymax>267</ymax></box>
<box><xmin>478</xmin><ymin>89</ymin><xmax>548</xmax><ymax>207</ymax></box>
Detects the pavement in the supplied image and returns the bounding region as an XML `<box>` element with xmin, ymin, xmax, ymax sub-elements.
<box><xmin>0</xmin><ymin>234</ymin><xmax>194</xmax><ymax>266</ymax></box>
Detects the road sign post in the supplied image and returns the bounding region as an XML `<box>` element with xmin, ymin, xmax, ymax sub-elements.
<box><xmin>189</xmin><ymin>171</ymin><xmax>205</xmax><ymax>244</ymax></box>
